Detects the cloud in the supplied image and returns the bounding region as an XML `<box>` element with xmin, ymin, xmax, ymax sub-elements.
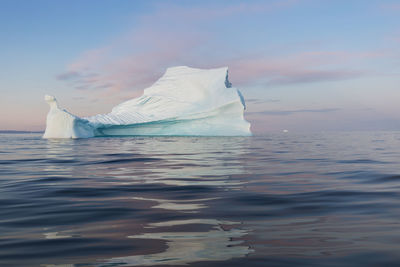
<box><xmin>58</xmin><ymin>28</ymin><xmax>205</xmax><ymax>99</ymax></box>
<box><xmin>247</xmin><ymin>108</ymin><xmax>340</xmax><ymax>116</ymax></box>
<box><xmin>72</xmin><ymin>96</ymin><xmax>86</xmax><ymax>101</ymax></box>
<box><xmin>56</xmin><ymin>71</ymin><xmax>81</xmax><ymax>80</ymax></box>
<box><xmin>390</xmin><ymin>35</ymin><xmax>400</xmax><ymax>44</ymax></box>
<box><xmin>267</xmin><ymin>69</ymin><xmax>363</xmax><ymax>85</ymax></box>
<box><xmin>56</xmin><ymin>1</ymin><xmax>302</xmax><ymax>99</ymax></box>
<box><xmin>246</xmin><ymin>98</ymin><xmax>281</xmax><ymax>104</ymax></box>
<box><xmin>380</xmin><ymin>3</ymin><xmax>400</xmax><ymax>11</ymax></box>
<box><xmin>56</xmin><ymin>0</ymin><xmax>377</xmax><ymax>101</ymax></box>
<box><xmin>226</xmin><ymin>51</ymin><xmax>378</xmax><ymax>86</ymax></box>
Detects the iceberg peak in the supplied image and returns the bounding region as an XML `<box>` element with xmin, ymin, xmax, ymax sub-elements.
<box><xmin>44</xmin><ymin>94</ymin><xmax>59</xmax><ymax>109</ymax></box>
<box><xmin>43</xmin><ymin>66</ymin><xmax>251</xmax><ymax>138</ymax></box>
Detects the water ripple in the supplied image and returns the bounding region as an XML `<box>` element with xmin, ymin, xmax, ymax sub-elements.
<box><xmin>1</xmin><ymin>132</ymin><xmax>400</xmax><ymax>266</ymax></box>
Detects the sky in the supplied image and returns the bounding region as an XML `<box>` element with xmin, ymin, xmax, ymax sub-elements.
<box><xmin>0</xmin><ymin>0</ymin><xmax>399</xmax><ymax>133</ymax></box>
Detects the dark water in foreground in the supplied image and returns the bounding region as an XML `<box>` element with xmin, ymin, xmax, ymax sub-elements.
<box><xmin>1</xmin><ymin>132</ymin><xmax>400</xmax><ymax>266</ymax></box>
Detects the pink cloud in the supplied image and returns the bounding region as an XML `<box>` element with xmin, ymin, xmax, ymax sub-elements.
<box><xmin>56</xmin><ymin>0</ymin><xmax>382</xmax><ymax>102</ymax></box>
<box><xmin>61</xmin><ymin>30</ymin><xmax>204</xmax><ymax>100</ymax></box>
<box><xmin>57</xmin><ymin>1</ymin><xmax>303</xmax><ymax>99</ymax></box>
<box><xmin>380</xmin><ymin>3</ymin><xmax>400</xmax><ymax>11</ymax></box>
<box><xmin>392</xmin><ymin>36</ymin><xmax>400</xmax><ymax>44</ymax></box>
<box><xmin>224</xmin><ymin>50</ymin><xmax>379</xmax><ymax>86</ymax></box>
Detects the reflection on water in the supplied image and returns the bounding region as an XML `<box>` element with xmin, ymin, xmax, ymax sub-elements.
<box><xmin>132</xmin><ymin>197</ymin><xmax>216</xmax><ymax>213</ymax></box>
<box><xmin>44</xmin><ymin>231</ymin><xmax>73</xmax><ymax>239</ymax></box>
<box><xmin>103</xmin><ymin>219</ymin><xmax>252</xmax><ymax>266</ymax></box>
<box><xmin>1</xmin><ymin>132</ymin><xmax>400</xmax><ymax>266</ymax></box>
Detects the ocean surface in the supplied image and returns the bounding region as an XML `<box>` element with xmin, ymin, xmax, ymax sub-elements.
<box><xmin>1</xmin><ymin>132</ymin><xmax>400</xmax><ymax>267</ymax></box>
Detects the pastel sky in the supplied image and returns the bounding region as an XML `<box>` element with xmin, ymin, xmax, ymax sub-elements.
<box><xmin>1</xmin><ymin>0</ymin><xmax>399</xmax><ymax>133</ymax></box>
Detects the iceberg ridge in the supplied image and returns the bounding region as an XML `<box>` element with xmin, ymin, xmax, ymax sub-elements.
<box><xmin>43</xmin><ymin>66</ymin><xmax>251</xmax><ymax>138</ymax></box>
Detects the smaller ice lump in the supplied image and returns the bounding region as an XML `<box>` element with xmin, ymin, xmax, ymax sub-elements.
<box><xmin>43</xmin><ymin>66</ymin><xmax>251</xmax><ymax>138</ymax></box>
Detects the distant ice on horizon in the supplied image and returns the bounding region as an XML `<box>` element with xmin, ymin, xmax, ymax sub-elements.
<box><xmin>43</xmin><ymin>66</ymin><xmax>251</xmax><ymax>138</ymax></box>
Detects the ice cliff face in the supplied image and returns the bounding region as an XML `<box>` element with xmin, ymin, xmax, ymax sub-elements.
<box><xmin>43</xmin><ymin>66</ymin><xmax>251</xmax><ymax>138</ymax></box>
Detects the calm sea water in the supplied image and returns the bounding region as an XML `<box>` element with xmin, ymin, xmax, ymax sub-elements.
<box><xmin>1</xmin><ymin>132</ymin><xmax>400</xmax><ymax>266</ymax></box>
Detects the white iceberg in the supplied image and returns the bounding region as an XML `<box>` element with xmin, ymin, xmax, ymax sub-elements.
<box><xmin>43</xmin><ymin>66</ymin><xmax>251</xmax><ymax>138</ymax></box>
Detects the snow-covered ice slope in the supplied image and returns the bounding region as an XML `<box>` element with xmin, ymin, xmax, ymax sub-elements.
<box><xmin>43</xmin><ymin>66</ymin><xmax>251</xmax><ymax>138</ymax></box>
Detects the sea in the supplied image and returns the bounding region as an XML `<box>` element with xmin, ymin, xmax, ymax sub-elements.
<box><xmin>1</xmin><ymin>132</ymin><xmax>400</xmax><ymax>267</ymax></box>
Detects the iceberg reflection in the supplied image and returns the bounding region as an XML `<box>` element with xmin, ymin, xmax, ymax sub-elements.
<box><xmin>102</xmin><ymin>219</ymin><xmax>253</xmax><ymax>266</ymax></box>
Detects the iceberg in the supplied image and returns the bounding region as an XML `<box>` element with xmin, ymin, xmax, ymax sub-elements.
<box><xmin>43</xmin><ymin>66</ymin><xmax>251</xmax><ymax>138</ymax></box>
